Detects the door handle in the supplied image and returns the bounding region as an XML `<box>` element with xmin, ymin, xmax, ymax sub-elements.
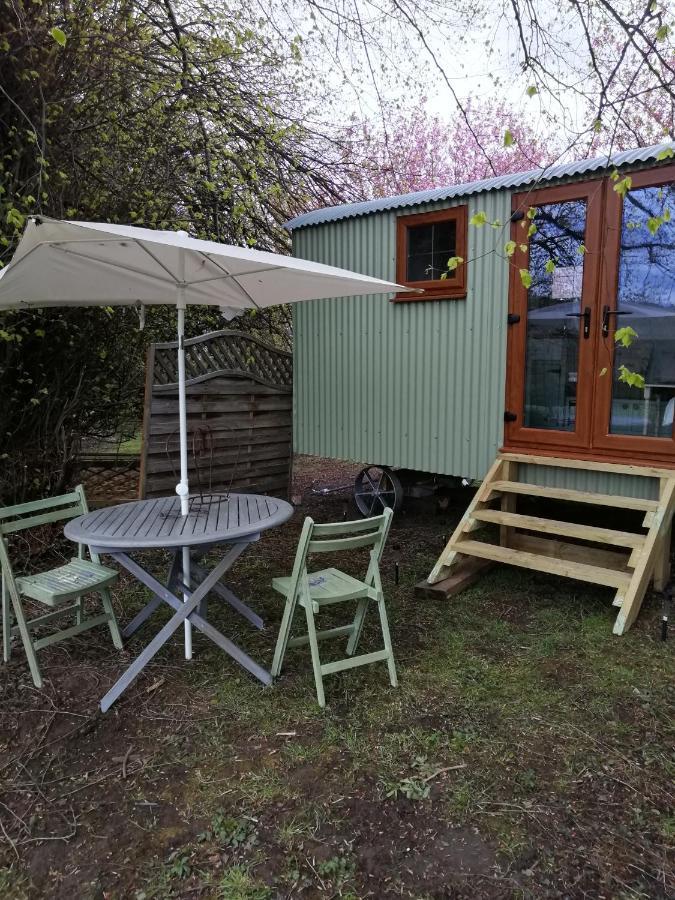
<box><xmin>566</xmin><ymin>306</ymin><xmax>591</xmax><ymax>339</ymax></box>
<box><xmin>602</xmin><ymin>304</ymin><xmax>633</xmax><ymax>338</ymax></box>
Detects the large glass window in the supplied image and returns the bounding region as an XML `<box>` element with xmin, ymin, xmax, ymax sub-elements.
<box><xmin>609</xmin><ymin>184</ymin><xmax>675</xmax><ymax>437</ymax></box>
<box><xmin>523</xmin><ymin>200</ymin><xmax>587</xmax><ymax>430</ymax></box>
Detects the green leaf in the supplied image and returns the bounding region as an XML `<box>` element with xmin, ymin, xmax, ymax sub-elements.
<box><xmin>503</xmin><ymin>129</ymin><xmax>514</xmax><ymax>148</ymax></box>
<box><xmin>615</xmin><ymin>325</ymin><xmax>638</xmax><ymax>348</ymax></box>
<box><xmin>446</xmin><ymin>255</ymin><xmax>464</xmax><ymax>271</ymax></box>
<box><xmin>504</xmin><ymin>240</ymin><xmax>516</xmax><ymax>257</ymax></box>
<box><xmin>655</xmin><ymin>24</ymin><xmax>670</xmax><ymax>41</ymax></box>
<box><xmin>578</xmin><ymin>244</ymin><xmax>587</xmax><ymax>255</ymax></box>
<box><xmin>50</xmin><ymin>27</ymin><xmax>67</xmax><ymax>47</ymax></box>
<box><xmin>647</xmin><ymin>216</ymin><xmax>662</xmax><ymax>234</ymax></box>
<box><xmin>544</xmin><ymin>259</ymin><xmax>556</xmax><ymax>274</ymax></box>
<box><xmin>6</xmin><ymin>208</ymin><xmax>24</xmax><ymax>230</ymax></box>
<box><xmin>519</xmin><ymin>269</ymin><xmax>532</xmax><ymax>289</ymax></box>
<box><xmin>618</xmin><ymin>365</ymin><xmax>645</xmax><ymax>389</ymax></box>
<box><xmin>613</xmin><ymin>175</ymin><xmax>632</xmax><ymax>197</ymax></box>
<box><xmin>526</xmin><ymin>86</ymin><xmax>538</xmax><ymax>97</ymax></box>
<box><xmin>469</xmin><ymin>211</ymin><xmax>488</xmax><ymax>227</ymax></box>
<box><xmin>526</xmin><ymin>207</ymin><xmax>537</xmax><ymax>220</ymax></box>
<box><xmin>656</xmin><ymin>148</ymin><xmax>674</xmax><ymax>160</ymax></box>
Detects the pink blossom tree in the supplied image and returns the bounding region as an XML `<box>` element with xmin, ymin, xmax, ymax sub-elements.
<box><xmin>349</xmin><ymin>96</ymin><xmax>562</xmax><ymax>199</ymax></box>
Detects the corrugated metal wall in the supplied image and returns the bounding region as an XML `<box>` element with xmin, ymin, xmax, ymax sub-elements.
<box><xmin>292</xmin><ymin>192</ymin><xmax>658</xmax><ymax>499</ymax></box>
<box><xmin>293</xmin><ymin>192</ymin><xmax>511</xmax><ymax>481</ymax></box>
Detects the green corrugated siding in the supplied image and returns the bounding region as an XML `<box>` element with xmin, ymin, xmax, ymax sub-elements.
<box><xmin>293</xmin><ymin>192</ymin><xmax>511</xmax><ymax>481</ymax></box>
<box><xmin>292</xmin><ymin>189</ymin><xmax>660</xmax><ymax>499</ymax></box>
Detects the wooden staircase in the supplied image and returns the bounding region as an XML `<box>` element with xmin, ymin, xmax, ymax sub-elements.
<box><xmin>426</xmin><ymin>453</ymin><xmax>675</xmax><ymax>634</ymax></box>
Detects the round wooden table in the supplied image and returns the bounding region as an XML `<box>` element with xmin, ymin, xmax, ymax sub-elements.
<box><xmin>65</xmin><ymin>493</ymin><xmax>294</xmax><ymax>711</ymax></box>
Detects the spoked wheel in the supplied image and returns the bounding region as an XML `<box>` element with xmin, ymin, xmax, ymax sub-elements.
<box><xmin>354</xmin><ymin>465</ymin><xmax>404</xmax><ymax>517</ymax></box>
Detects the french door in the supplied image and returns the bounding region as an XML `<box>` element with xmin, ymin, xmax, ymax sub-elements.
<box><xmin>505</xmin><ymin>165</ymin><xmax>675</xmax><ymax>466</ymax></box>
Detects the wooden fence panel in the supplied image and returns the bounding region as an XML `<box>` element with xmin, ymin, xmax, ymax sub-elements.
<box><xmin>140</xmin><ymin>330</ymin><xmax>293</xmax><ymax>500</ymax></box>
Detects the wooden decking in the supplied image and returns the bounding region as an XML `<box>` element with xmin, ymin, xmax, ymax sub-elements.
<box><xmin>425</xmin><ymin>453</ymin><xmax>675</xmax><ymax>634</ymax></box>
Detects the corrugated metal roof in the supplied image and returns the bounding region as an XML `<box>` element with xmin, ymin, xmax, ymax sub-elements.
<box><xmin>285</xmin><ymin>141</ymin><xmax>675</xmax><ymax>230</ymax></box>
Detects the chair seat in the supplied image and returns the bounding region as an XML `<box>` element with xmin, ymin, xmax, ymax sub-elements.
<box><xmin>16</xmin><ymin>558</ymin><xmax>119</xmax><ymax>608</ymax></box>
<box><xmin>272</xmin><ymin>567</ymin><xmax>375</xmax><ymax>605</ymax></box>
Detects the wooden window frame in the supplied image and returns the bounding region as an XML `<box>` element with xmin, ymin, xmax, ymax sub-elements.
<box><xmin>394</xmin><ymin>207</ymin><xmax>468</xmax><ymax>302</ymax></box>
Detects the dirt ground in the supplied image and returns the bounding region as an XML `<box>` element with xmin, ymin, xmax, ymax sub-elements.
<box><xmin>0</xmin><ymin>455</ymin><xmax>673</xmax><ymax>899</ymax></box>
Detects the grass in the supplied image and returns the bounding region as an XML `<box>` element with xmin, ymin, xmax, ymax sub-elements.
<box><xmin>0</xmin><ymin>457</ymin><xmax>673</xmax><ymax>898</ymax></box>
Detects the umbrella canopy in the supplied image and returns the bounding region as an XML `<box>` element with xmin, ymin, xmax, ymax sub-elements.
<box><xmin>0</xmin><ymin>216</ymin><xmax>415</xmax><ymax>659</ymax></box>
<box><xmin>0</xmin><ymin>216</ymin><xmax>409</xmax><ymax>311</ymax></box>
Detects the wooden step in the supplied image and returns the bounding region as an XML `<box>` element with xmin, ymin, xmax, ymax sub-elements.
<box><xmin>488</xmin><ymin>480</ymin><xmax>659</xmax><ymax>512</ymax></box>
<box><xmin>471</xmin><ymin>509</ymin><xmax>646</xmax><ymax>549</ymax></box>
<box><xmin>510</xmin><ymin>533</ymin><xmax>631</xmax><ymax>572</ymax></box>
<box><xmin>446</xmin><ymin>540</ymin><xmax>631</xmax><ymax>589</ymax></box>
<box><xmin>499</xmin><ymin>452</ymin><xmax>675</xmax><ymax>479</ymax></box>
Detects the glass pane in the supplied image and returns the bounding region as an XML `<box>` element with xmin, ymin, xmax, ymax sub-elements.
<box><xmin>609</xmin><ymin>184</ymin><xmax>675</xmax><ymax>437</ymax></box>
<box><xmin>408</xmin><ymin>225</ymin><xmax>433</xmax><ymax>256</ymax></box>
<box><xmin>406</xmin><ymin>219</ymin><xmax>456</xmax><ymax>282</ymax></box>
<box><xmin>523</xmin><ymin>200</ymin><xmax>587</xmax><ymax>430</ymax></box>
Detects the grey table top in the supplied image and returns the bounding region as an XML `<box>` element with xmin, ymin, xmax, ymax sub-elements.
<box><xmin>64</xmin><ymin>493</ymin><xmax>294</xmax><ymax>550</ymax></box>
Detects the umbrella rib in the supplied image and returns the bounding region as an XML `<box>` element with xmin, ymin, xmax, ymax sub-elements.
<box><xmin>52</xmin><ymin>244</ymin><xmax>177</xmax><ymax>285</ymax></box>
<box><xmin>198</xmin><ymin>255</ymin><xmax>262</xmax><ymax>310</ymax></box>
<box><xmin>134</xmin><ymin>241</ymin><xmax>180</xmax><ymax>282</ymax></box>
<box><xmin>186</xmin><ymin>264</ymin><xmax>284</xmax><ymax>286</ymax></box>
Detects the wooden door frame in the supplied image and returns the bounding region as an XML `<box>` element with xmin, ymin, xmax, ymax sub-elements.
<box><xmin>590</xmin><ymin>163</ymin><xmax>675</xmax><ymax>464</ymax></box>
<box><xmin>504</xmin><ymin>179</ymin><xmax>605</xmax><ymax>454</ymax></box>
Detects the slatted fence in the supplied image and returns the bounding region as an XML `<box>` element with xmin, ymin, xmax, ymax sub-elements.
<box><xmin>140</xmin><ymin>330</ymin><xmax>293</xmax><ymax>499</ymax></box>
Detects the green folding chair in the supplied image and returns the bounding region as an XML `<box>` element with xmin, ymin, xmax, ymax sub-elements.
<box><xmin>271</xmin><ymin>507</ymin><xmax>397</xmax><ymax>707</ymax></box>
<box><xmin>1</xmin><ymin>485</ymin><xmax>123</xmax><ymax>688</ymax></box>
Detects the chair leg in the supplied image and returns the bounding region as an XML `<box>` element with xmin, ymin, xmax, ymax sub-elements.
<box><xmin>75</xmin><ymin>596</ymin><xmax>83</xmax><ymax>626</ymax></box>
<box><xmin>376</xmin><ymin>595</ymin><xmax>398</xmax><ymax>688</ymax></box>
<box><xmin>11</xmin><ymin>596</ymin><xmax>43</xmax><ymax>688</ymax></box>
<box><xmin>2</xmin><ymin>577</ymin><xmax>11</xmax><ymax>663</ymax></box>
<box><xmin>271</xmin><ymin>595</ymin><xmax>297</xmax><ymax>678</ymax></box>
<box><xmin>346</xmin><ymin>598</ymin><xmax>369</xmax><ymax>656</ymax></box>
<box><xmin>304</xmin><ymin>603</ymin><xmax>326</xmax><ymax>708</ymax></box>
<box><xmin>100</xmin><ymin>589</ymin><xmax>123</xmax><ymax>650</ymax></box>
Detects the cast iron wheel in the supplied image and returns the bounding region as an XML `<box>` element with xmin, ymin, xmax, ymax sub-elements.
<box><xmin>354</xmin><ymin>465</ymin><xmax>404</xmax><ymax>517</ymax></box>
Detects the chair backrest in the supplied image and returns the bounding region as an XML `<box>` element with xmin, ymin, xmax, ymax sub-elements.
<box><xmin>0</xmin><ymin>485</ymin><xmax>88</xmax><ymax>536</ymax></box>
<box><xmin>287</xmin><ymin>508</ymin><xmax>393</xmax><ymax>599</ymax></box>
<box><xmin>307</xmin><ymin>509</ymin><xmax>393</xmax><ymax>560</ymax></box>
<box><xmin>0</xmin><ymin>486</ymin><xmax>93</xmax><ymax>589</ymax></box>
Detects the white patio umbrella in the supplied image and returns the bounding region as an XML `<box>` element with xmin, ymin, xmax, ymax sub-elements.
<box><xmin>0</xmin><ymin>216</ymin><xmax>414</xmax><ymax>658</ymax></box>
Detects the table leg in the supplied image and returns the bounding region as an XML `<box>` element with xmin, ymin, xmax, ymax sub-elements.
<box><xmin>122</xmin><ymin>549</ymin><xmax>182</xmax><ymax>639</ymax></box>
<box><xmin>100</xmin><ymin>545</ymin><xmax>250</xmax><ymax>712</ymax></box>
<box><xmin>190</xmin><ymin>559</ymin><xmax>264</xmax><ymax>631</ymax></box>
<box><xmin>163</xmin><ymin>582</ymin><xmax>271</xmax><ymax>685</ymax></box>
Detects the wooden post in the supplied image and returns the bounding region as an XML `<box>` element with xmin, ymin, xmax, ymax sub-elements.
<box><xmin>427</xmin><ymin>456</ymin><xmax>505</xmax><ymax>584</ymax></box>
<box><xmin>499</xmin><ymin>460</ymin><xmax>518</xmax><ymax>547</ymax></box>
<box><xmin>653</xmin><ymin>477</ymin><xmax>673</xmax><ymax>592</ymax></box>
<box><xmin>614</xmin><ymin>479</ymin><xmax>675</xmax><ymax>635</ymax></box>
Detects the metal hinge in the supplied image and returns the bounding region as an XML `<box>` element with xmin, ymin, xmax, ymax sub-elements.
<box><xmin>507</xmin><ymin>313</ymin><xmax>520</xmax><ymax>325</ymax></box>
<box><xmin>504</xmin><ymin>411</ymin><xmax>517</xmax><ymax>423</ymax></box>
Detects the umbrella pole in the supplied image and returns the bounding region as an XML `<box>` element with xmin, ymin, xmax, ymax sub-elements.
<box><xmin>176</xmin><ymin>282</ymin><xmax>192</xmax><ymax>661</ymax></box>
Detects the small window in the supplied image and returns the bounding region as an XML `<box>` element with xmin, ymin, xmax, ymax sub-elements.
<box><xmin>395</xmin><ymin>207</ymin><xmax>468</xmax><ymax>301</ymax></box>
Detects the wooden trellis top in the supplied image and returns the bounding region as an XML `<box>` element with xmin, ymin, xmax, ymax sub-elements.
<box><xmin>151</xmin><ymin>329</ymin><xmax>292</xmax><ymax>390</ymax></box>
